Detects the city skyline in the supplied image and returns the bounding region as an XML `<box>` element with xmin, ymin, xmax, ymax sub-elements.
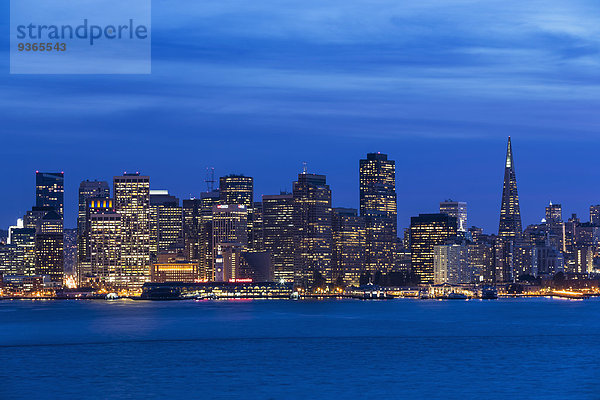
<box><xmin>3</xmin><ymin>137</ymin><xmax>600</xmax><ymax>235</ymax></box>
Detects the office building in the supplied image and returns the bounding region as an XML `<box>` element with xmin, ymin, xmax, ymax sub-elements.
<box><xmin>433</xmin><ymin>240</ymin><xmax>469</xmax><ymax>285</ymax></box>
<box><xmin>498</xmin><ymin>137</ymin><xmax>522</xmax><ymax>239</ymax></box>
<box><xmin>149</xmin><ymin>190</ymin><xmax>182</xmax><ymax>258</ymax></box>
<box><xmin>220</xmin><ymin>175</ymin><xmax>257</xmax><ymax>248</ymax></box>
<box><xmin>182</xmin><ymin>198</ymin><xmax>203</xmax><ymax>262</ymax></box>
<box><xmin>77</xmin><ymin>180</ymin><xmax>110</xmax><ymax>266</ymax></box>
<box><xmin>113</xmin><ymin>173</ymin><xmax>151</xmax><ymax>288</ymax></box>
<box><xmin>332</xmin><ymin>207</ymin><xmax>366</xmax><ymax>286</ymax></box>
<box><xmin>590</xmin><ymin>205</ymin><xmax>600</xmax><ymax>226</ymax></box>
<box><xmin>88</xmin><ymin>211</ymin><xmax>122</xmax><ymax>288</ymax></box>
<box><xmin>34</xmin><ymin>210</ymin><xmax>64</xmax><ymax>284</ymax></box>
<box><xmin>293</xmin><ymin>172</ymin><xmax>333</xmax><ymax>286</ymax></box>
<box><xmin>359</xmin><ymin>153</ymin><xmax>397</xmax><ymax>273</ymax></box>
<box><xmin>212</xmin><ymin>204</ymin><xmax>248</xmax><ymax>281</ymax></box>
<box><xmin>35</xmin><ymin>171</ymin><xmax>64</xmax><ymax>217</ymax></box>
<box><xmin>262</xmin><ymin>193</ymin><xmax>295</xmax><ymax>282</ymax></box>
<box><xmin>410</xmin><ymin>213</ymin><xmax>457</xmax><ymax>284</ymax></box>
<box><xmin>440</xmin><ymin>200</ymin><xmax>467</xmax><ymax>232</ymax></box>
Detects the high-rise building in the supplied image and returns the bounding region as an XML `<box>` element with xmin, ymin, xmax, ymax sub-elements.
<box><xmin>9</xmin><ymin>226</ymin><xmax>36</xmax><ymax>276</ymax></box>
<box><xmin>498</xmin><ymin>137</ymin><xmax>522</xmax><ymax>239</ymax></box>
<box><xmin>410</xmin><ymin>213</ymin><xmax>457</xmax><ymax>284</ymax></box>
<box><xmin>262</xmin><ymin>193</ymin><xmax>295</xmax><ymax>282</ymax></box>
<box><xmin>34</xmin><ymin>210</ymin><xmax>64</xmax><ymax>284</ymax></box>
<box><xmin>77</xmin><ymin>197</ymin><xmax>115</xmax><ymax>284</ymax></box>
<box><xmin>212</xmin><ymin>204</ymin><xmax>248</xmax><ymax>281</ymax></box>
<box><xmin>590</xmin><ymin>205</ymin><xmax>600</xmax><ymax>226</ymax></box>
<box><xmin>440</xmin><ymin>200</ymin><xmax>467</xmax><ymax>232</ymax></box>
<box><xmin>89</xmin><ymin>211</ymin><xmax>122</xmax><ymax>288</ymax></box>
<box><xmin>545</xmin><ymin>202</ymin><xmax>562</xmax><ymax>224</ymax></box>
<box><xmin>543</xmin><ymin>202</ymin><xmax>565</xmax><ymax>253</ymax></box>
<box><xmin>77</xmin><ymin>180</ymin><xmax>110</xmax><ymax>266</ymax></box>
<box><xmin>293</xmin><ymin>172</ymin><xmax>333</xmax><ymax>286</ymax></box>
<box><xmin>332</xmin><ymin>208</ymin><xmax>366</xmax><ymax>286</ymax></box>
<box><xmin>113</xmin><ymin>173</ymin><xmax>151</xmax><ymax>289</ymax></box>
<box><xmin>149</xmin><ymin>190</ymin><xmax>182</xmax><ymax>258</ymax></box>
<box><xmin>35</xmin><ymin>172</ymin><xmax>64</xmax><ymax>217</ymax></box>
<box><xmin>251</xmin><ymin>201</ymin><xmax>264</xmax><ymax>251</ymax></box>
<box><xmin>220</xmin><ymin>175</ymin><xmax>253</xmax><ymax>207</ymax></box>
<box><xmin>199</xmin><ymin>190</ymin><xmax>221</xmax><ymax>280</ymax></box>
<box><xmin>220</xmin><ymin>175</ymin><xmax>256</xmax><ymax>248</ymax></box>
<box><xmin>182</xmin><ymin>198</ymin><xmax>203</xmax><ymax>262</ymax></box>
<box><xmin>359</xmin><ymin>153</ymin><xmax>397</xmax><ymax>273</ymax></box>
<box><xmin>433</xmin><ymin>240</ymin><xmax>470</xmax><ymax>285</ymax></box>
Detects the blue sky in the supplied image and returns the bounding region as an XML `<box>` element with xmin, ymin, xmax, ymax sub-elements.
<box><xmin>1</xmin><ymin>0</ymin><xmax>600</xmax><ymax>233</ymax></box>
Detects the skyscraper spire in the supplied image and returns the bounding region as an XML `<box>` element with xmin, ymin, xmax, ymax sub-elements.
<box><xmin>498</xmin><ymin>137</ymin><xmax>522</xmax><ymax>238</ymax></box>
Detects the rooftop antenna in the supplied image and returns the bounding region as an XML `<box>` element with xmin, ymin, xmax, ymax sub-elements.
<box><xmin>205</xmin><ymin>167</ymin><xmax>216</xmax><ymax>192</ymax></box>
<box><xmin>302</xmin><ymin>161</ymin><xmax>308</xmax><ymax>174</ymax></box>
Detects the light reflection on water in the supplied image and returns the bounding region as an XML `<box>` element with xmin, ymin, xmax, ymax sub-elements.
<box><xmin>1</xmin><ymin>298</ymin><xmax>599</xmax><ymax>399</ymax></box>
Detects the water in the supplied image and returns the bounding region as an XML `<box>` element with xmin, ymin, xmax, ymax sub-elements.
<box><xmin>1</xmin><ymin>298</ymin><xmax>599</xmax><ymax>399</ymax></box>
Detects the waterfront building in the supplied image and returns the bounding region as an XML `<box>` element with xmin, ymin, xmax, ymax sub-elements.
<box><xmin>433</xmin><ymin>240</ymin><xmax>469</xmax><ymax>285</ymax></box>
<box><xmin>293</xmin><ymin>172</ymin><xmax>333</xmax><ymax>287</ymax></box>
<box><xmin>359</xmin><ymin>153</ymin><xmax>397</xmax><ymax>273</ymax></box>
<box><xmin>440</xmin><ymin>200</ymin><xmax>467</xmax><ymax>232</ymax></box>
<box><xmin>113</xmin><ymin>173</ymin><xmax>150</xmax><ymax>288</ymax></box>
<box><xmin>332</xmin><ymin>207</ymin><xmax>366</xmax><ymax>286</ymax></box>
<box><xmin>410</xmin><ymin>213</ymin><xmax>457</xmax><ymax>284</ymax></box>
<box><xmin>151</xmin><ymin>261</ymin><xmax>199</xmax><ymax>283</ymax></box>
<box><xmin>262</xmin><ymin>193</ymin><xmax>295</xmax><ymax>282</ymax></box>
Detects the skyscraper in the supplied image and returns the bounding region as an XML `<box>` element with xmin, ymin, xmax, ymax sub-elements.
<box><xmin>332</xmin><ymin>208</ymin><xmax>366</xmax><ymax>286</ymax></box>
<box><xmin>149</xmin><ymin>190</ymin><xmax>182</xmax><ymax>258</ymax></box>
<box><xmin>293</xmin><ymin>172</ymin><xmax>333</xmax><ymax>286</ymax></box>
<box><xmin>359</xmin><ymin>153</ymin><xmax>397</xmax><ymax>273</ymax></box>
<box><xmin>410</xmin><ymin>213</ymin><xmax>457</xmax><ymax>284</ymax></box>
<box><xmin>220</xmin><ymin>175</ymin><xmax>256</xmax><ymax>248</ymax></box>
<box><xmin>199</xmin><ymin>190</ymin><xmax>221</xmax><ymax>280</ymax></box>
<box><xmin>113</xmin><ymin>173</ymin><xmax>150</xmax><ymax>288</ymax></box>
<box><xmin>590</xmin><ymin>205</ymin><xmax>600</xmax><ymax>226</ymax></box>
<box><xmin>498</xmin><ymin>137</ymin><xmax>522</xmax><ymax>239</ymax></box>
<box><xmin>439</xmin><ymin>200</ymin><xmax>467</xmax><ymax>232</ymax></box>
<box><xmin>35</xmin><ymin>172</ymin><xmax>64</xmax><ymax>217</ymax></box>
<box><xmin>219</xmin><ymin>175</ymin><xmax>253</xmax><ymax>207</ymax></box>
<box><xmin>34</xmin><ymin>210</ymin><xmax>64</xmax><ymax>284</ymax></box>
<box><xmin>262</xmin><ymin>193</ymin><xmax>295</xmax><ymax>282</ymax></box>
<box><xmin>212</xmin><ymin>204</ymin><xmax>248</xmax><ymax>281</ymax></box>
<box><xmin>182</xmin><ymin>198</ymin><xmax>203</xmax><ymax>262</ymax></box>
<box><xmin>89</xmin><ymin>211</ymin><xmax>122</xmax><ymax>288</ymax></box>
<box><xmin>77</xmin><ymin>180</ymin><xmax>110</xmax><ymax>265</ymax></box>
<box><xmin>545</xmin><ymin>202</ymin><xmax>562</xmax><ymax>224</ymax></box>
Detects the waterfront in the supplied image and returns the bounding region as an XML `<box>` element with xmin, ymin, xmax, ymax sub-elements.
<box><xmin>1</xmin><ymin>298</ymin><xmax>599</xmax><ymax>399</ymax></box>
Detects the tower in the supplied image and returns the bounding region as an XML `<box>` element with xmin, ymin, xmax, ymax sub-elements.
<box><xmin>35</xmin><ymin>172</ymin><xmax>64</xmax><ymax>218</ymax></box>
<box><xmin>498</xmin><ymin>137</ymin><xmax>522</xmax><ymax>239</ymax></box>
<box><xmin>359</xmin><ymin>153</ymin><xmax>397</xmax><ymax>273</ymax></box>
<box><xmin>293</xmin><ymin>172</ymin><xmax>333</xmax><ymax>287</ymax></box>
<box><xmin>113</xmin><ymin>172</ymin><xmax>150</xmax><ymax>288</ymax></box>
